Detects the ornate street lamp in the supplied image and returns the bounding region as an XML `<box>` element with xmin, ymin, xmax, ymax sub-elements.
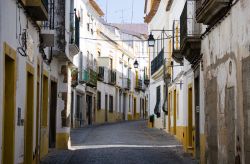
<box><xmin>133</xmin><ymin>59</ymin><xmax>139</xmax><ymax>68</ymax></box>
<box><xmin>148</xmin><ymin>32</ymin><xmax>155</xmax><ymax>47</ymax></box>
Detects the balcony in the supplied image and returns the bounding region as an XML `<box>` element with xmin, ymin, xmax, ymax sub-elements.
<box><xmin>71</xmin><ymin>68</ymin><xmax>78</xmax><ymax>87</ymax></box>
<box><xmin>172</xmin><ymin>21</ymin><xmax>183</xmax><ymax>64</ymax></box>
<box><xmin>151</xmin><ymin>49</ymin><xmax>164</xmax><ymax>75</ymax></box>
<box><xmin>123</xmin><ymin>78</ymin><xmax>131</xmax><ymax>90</ymax></box>
<box><xmin>69</xmin><ymin>13</ymin><xmax>80</xmax><ymax>57</ymax></box>
<box><xmin>108</xmin><ymin>70</ymin><xmax>116</xmax><ymax>85</ymax></box>
<box><xmin>98</xmin><ymin>66</ymin><xmax>105</xmax><ymax>81</ymax></box>
<box><xmin>21</xmin><ymin>0</ymin><xmax>48</xmax><ymax>21</ymax></box>
<box><xmin>180</xmin><ymin>1</ymin><xmax>201</xmax><ymax>64</ymax></box>
<box><xmin>135</xmin><ymin>79</ymin><xmax>143</xmax><ymax>91</ymax></box>
<box><xmin>144</xmin><ymin>75</ymin><xmax>150</xmax><ymax>86</ymax></box>
<box><xmin>196</xmin><ymin>0</ymin><xmax>230</xmax><ymax>25</ymax></box>
<box><xmin>79</xmin><ymin>68</ymin><xmax>97</xmax><ymax>87</ymax></box>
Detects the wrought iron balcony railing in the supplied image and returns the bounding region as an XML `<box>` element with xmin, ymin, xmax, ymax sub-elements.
<box><xmin>151</xmin><ymin>49</ymin><xmax>164</xmax><ymax>75</ymax></box>
<box><xmin>123</xmin><ymin>78</ymin><xmax>131</xmax><ymax>90</ymax></box>
<box><xmin>135</xmin><ymin>79</ymin><xmax>143</xmax><ymax>90</ymax></box>
<box><xmin>180</xmin><ymin>1</ymin><xmax>201</xmax><ymax>48</ymax></box>
<box><xmin>79</xmin><ymin>68</ymin><xmax>97</xmax><ymax>87</ymax></box>
<box><xmin>179</xmin><ymin>1</ymin><xmax>201</xmax><ymax>64</ymax></box>
<box><xmin>108</xmin><ymin>70</ymin><xmax>116</xmax><ymax>85</ymax></box>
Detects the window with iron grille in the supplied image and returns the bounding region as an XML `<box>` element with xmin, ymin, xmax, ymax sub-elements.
<box><xmin>109</xmin><ymin>95</ymin><xmax>113</xmax><ymax>113</ymax></box>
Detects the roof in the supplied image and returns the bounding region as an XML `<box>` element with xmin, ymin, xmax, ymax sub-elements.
<box><xmin>144</xmin><ymin>0</ymin><xmax>161</xmax><ymax>23</ymax></box>
<box><xmin>89</xmin><ymin>0</ymin><xmax>104</xmax><ymax>17</ymax></box>
<box><xmin>111</xmin><ymin>23</ymin><xmax>148</xmax><ymax>37</ymax></box>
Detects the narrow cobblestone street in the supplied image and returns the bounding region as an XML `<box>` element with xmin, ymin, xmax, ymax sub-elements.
<box><xmin>41</xmin><ymin>121</ymin><xmax>197</xmax><ymax>164</ymax></box>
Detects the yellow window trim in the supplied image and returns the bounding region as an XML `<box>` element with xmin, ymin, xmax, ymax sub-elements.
<box><xmin>43</xmin><ymin>69</ymin><xmax>49</xmax><ymax>77</ymax></box>
<box><xmin>26</xmin><ymin>62</ymin><xmax>34</xmax><ymax>75</ymax></box>
<box><xmin>4</xmin><ymin>42</ymin><xmax>16</xmax><ymax>60</ymax></box>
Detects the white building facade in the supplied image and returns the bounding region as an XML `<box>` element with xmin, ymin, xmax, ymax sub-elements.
<box><xmin>71</xmin><ymin>0</ymin><xmax>150</xmax><ymax>126</ymax></box>
<box><xmin>0</xmin><ymin>0</ymin><xmax>79</xmax><ymax>163</ymax></box>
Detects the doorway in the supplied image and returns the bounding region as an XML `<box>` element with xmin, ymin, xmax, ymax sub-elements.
<box><xmin>76</xmin><ymin>94</ymin><xmax>83</xmax><ymax>127</ymax></box>
<box><xmin>2</xmin><ymin>53</ymin><xmax>16</xmax><ymax>164</ymax></box>
<box><xmin>123</xmin><ymin>93</ymin><xmax>126</xmax><ymax>120</ymax></box>
<box><xmin>105</xmin><ymin>94</ymin><xmax>108</xmax><ymax>122</ymax></box>
<box><xmin>86</xmin><ymin>95</ymin><xmax>92</xmax><ymax>125</ymax></box>
<box><xmin>168</xmin><ymin>92</ymin><xmax>171</xmax><ymax>132</ymax></box>
<box><xmin>133</xmin><ymin>98</ymin><xmax>137</xmax><ymax>119</ymax></box>
<box><xmin>49</xmin><ymin>81</ymin><xmax>57</xmax><ymax>148</ymax></box>
<box><xmin>71</xmin><ymin>91</ymin><xmax>74</xmax><ymax>128</ymax></box>
<box><xmin>174</xmin><ymin>90</ymin><xmax>177</xmax><ymax>135</ymax></box>
<box><xmin>35</xmin><ymin>64</ymin><xmax>40</xmax><ymax>163</ymax></box>
<box><xmin>24</xmin><ymin>65</ymin><xmax>35</xmax><ymax>164</ymax></box>
<box><xmin>188</xmin><ymin>86</ymin><xmax>193</xmax><ymax>148</ymax></box>
<box><xmin>194</xmin><ymin>75</ymin><xmax>200</xmax><ymax>159</ymax></box>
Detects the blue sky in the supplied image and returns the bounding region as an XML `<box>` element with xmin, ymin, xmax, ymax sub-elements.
<box><xmin>95</xmin><ymin>0</ymin><xmax>145</xmax><ymax>23</ymax></box>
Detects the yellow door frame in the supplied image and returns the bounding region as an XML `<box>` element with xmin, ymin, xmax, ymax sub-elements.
<box><xmin>42</xmin><ymin>71</ymin><xmax>49</xmax><ymax>127</ymax></box>
<box><xmin>40</xmin><ymin>70</ymin><xmax>49</xmax><ymax>158</ymax></box>
<box><xmin>35</xmin><ymin>59</ymin><xmax>40</xmax><ymax>163</ymax></box>
<box><xmin>188</xmin><ymin>85</ymin><xmax>193</xmax><ymax>148</ymax></box>
<box><xmin>173</xmin><ymin>89</ymin><xmax>177</xmax><ymax>135</ymax></box>
<box><xmin>2</xmin><ymin>42</ymin><xmax>16</xmax><ymax>164</ymax></box>
<box><xmin>168</xmin><ymin>91</ymin><xmax>171</xmax><ymax>133</ymax></box>
<box><xmin>24</xmin><ymin>63</ymin><xmax>35</xmax><ymax>164</ymax></box>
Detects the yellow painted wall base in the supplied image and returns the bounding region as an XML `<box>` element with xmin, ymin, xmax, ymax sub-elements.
<box><xmin>173</xmin><ymin>126</ymin><xmax>189</xmax><ymax>153</ymax></box>
<box><xmin>134</xmin><ymin>113</ymin><xmax>140</xmax><ymax>120</ymax></box>
<box><xmin>200</xmin><ymin>134</ymin><xmax>206</xmax><ymax>164</ymax></box>
<box><xmin>170</xmin><ymin>126</ymin><xmax>204</xmax><ymax>161</ymax></box>
<box><xmin>96</xmin><ymin>110</ymin><xmax>122</xmax><ymax>124</ymax></box>
<box><xmin>56</xmin><ymin>133</ymin><xmax>69</xmax><ymax>149</ymax></box>
<box><xmin>96</xmin><ymin>110</ymin><xmax>105</xmax><ymax>124</ymax></box>
<box><xmin>40</xmin><ymin>127</ymin><xmax>49</xmax><ymax>159</ymax></box>
<box><xmin>147</xmin><ymin>120</ymin><xmax>153</xmax><ymax>128</ymax></box>
<box><xmin>108</xmin><ymin>112</ymin><xmax>117</xmax><ymax>122</ymax></box>
<box><xmin>117</xmin><ymin>113</ymin><xmax>123</xmax><ymax>121</ymax></box>
<box><xmin>127</xmin><ymin>114</ymin><xmax>133</xmax><ymax>121</ymax></box>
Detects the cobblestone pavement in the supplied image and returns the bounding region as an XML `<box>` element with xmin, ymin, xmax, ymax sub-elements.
<box><xmin>41</xmin><ymin>120</ymin><xmax>197</xmax><ymax>164</ymax></box>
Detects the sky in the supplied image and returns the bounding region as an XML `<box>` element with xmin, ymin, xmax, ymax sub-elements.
<box><xmin>95</xmin><ymin>0</ymin><xmax>145</xmax><ymax>24</ymax></box>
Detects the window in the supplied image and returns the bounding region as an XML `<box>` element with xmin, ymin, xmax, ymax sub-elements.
<box><xmin>97</xmin><ymin>91</ymin><xmax>101</xmax><ymax>110</ymax></box>
<box><xmin>87</xmin><ymin>23</ymin><xmax>90</xmax><ymax>31</ymax></box>
<box><xmin>109</xmin><ymin>95</ymin><xmax>113</xmax><ymax>113</ymax></box>
<box><xmin>76</xmin><ymin>95</ymin><xmax>81</xmax><ymax>119</ymax></box>
<box><xmin>87</xmin><ymin>51</ymin><xmax>90</xmax><ymax>68</ymax></box>
<box><xmin>129</xmin><ymin>95</ymin><xmax>131</xmax><ymax>112</ymax></box>
<box><xmin>177</xmin><ymin>92</ymin><xmax>179</xmax><ymax>120</ymax></box>
<box><xmin>154</xmin><ymin>86</ymin><xmax>161</xmax><ymax>117</ymax></box>
<box><xmin>94</xmin><ymin>59</ymin><xmax>97</xmax><ymax>71</ymax></box>
<box><xmin>98</xmin><ymin>51</ymin><xmax>101</xmax><ymax>57</ymax></box>
<box><xmin>110</xmin><ymin>58</ymin><xmax>113</xmax><ymax>70</ymax></box>
<box><xmin>90</xmin><ymin>54</ymin><xmax>94</xmax><ymax>68</ymax></box>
